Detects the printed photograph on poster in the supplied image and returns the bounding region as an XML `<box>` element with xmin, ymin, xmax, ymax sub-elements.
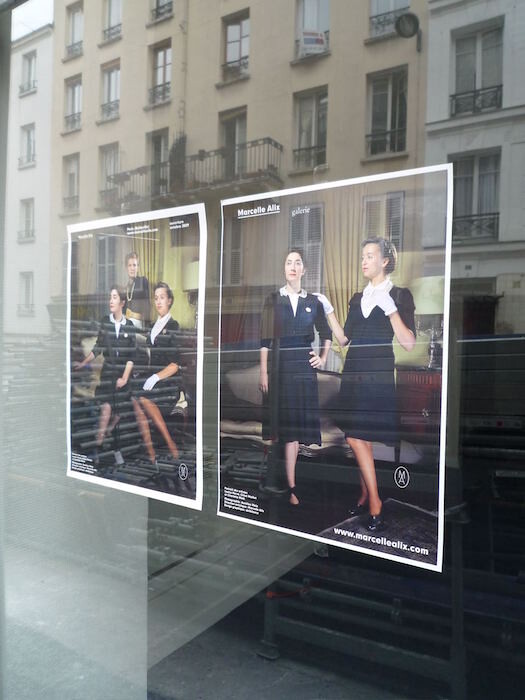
<box><xmin>67</xmin><ymin>204</ymin><xmax>206</xmax><ymax>509</ymax></box>
<box><xmin>218</xmin><ymin>165</ymin><xmax>452</xmax><ymax>570</ymax></box>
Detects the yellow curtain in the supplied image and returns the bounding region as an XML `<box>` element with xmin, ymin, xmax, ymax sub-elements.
<box><xmin>322</xmin><ymin>185</ymin><xmax>363</xmax><ymax>346</ymax></box>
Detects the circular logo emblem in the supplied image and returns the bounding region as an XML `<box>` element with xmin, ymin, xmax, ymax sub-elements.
<box><xmin>178</xmin><ymin>463</ymin><xmax>189</xmax><ymax>481</ymax></box>
<box><xmin>394</xmin><ymin>466</ymin><xmax>410</xmax><ymax>489</ymax></box>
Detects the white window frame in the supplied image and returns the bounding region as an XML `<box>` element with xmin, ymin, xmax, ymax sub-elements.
<box><xmin>104</xmin><ymin>0</ymin><xmax>122</xmax><ymax>33</ymax></box>
<box><xmin>369</xmin><ymin>1</ymin><xmax>410</xmax><ymax>38</ymax></box>
<box><xmin>363</xmin><ymin>191</ymin><xmax>405</xmax><ymax>250</ymax></box>
<box><xmin>224</xmin><ymin>13</ymin><xmax>250</xmax><ymax>72</ymax></box>
<box><xmin>20</xmin><ymin>123</ymin><xmax>35</xmax><ymax>166</ymax></box>
<box><xmin>294</xmin><ymin>89</ymin><xmax>328</xmax><ymax>169</ymax></box>
<box><xmin>101</xmin><ymin>63</ymin><xmax>120</xmax><ymax>119</ymax></box>
<box><xmin>296</xmin><ymin>0</ymin><xmax>330</xmax><ymax>57</ymax></box>
<box><xmin>67</xmin><ymin>2</ymin><xmax>83</xmax><ymax>47</ymax></box>
<box><xmin>19</xmin><ymin>198</ymin><xmax>35</xmax><ymax>241</ymax></box>
<box><xmin>452</xmin><ymin>151</ymin><xmax>500</xmax><ymax>217</ymax></box>
<box><xmin>367</xmin><ymin>68</ymin><xmax>407</xmax><ymax>156</ymax></box>
<box><xmin>63</xmin><ymin>153</ymin><xmax>80</xmax><ymax>211</ymax></box>
<box><xmin>99</xmin><ymin>142</ymin><xmax>120</xmax><ymax>192</ymax></box>
<box><xmin>21</xmin><ymin>51</ymin><xmax>37</xmax><ymax>93</ymax></box>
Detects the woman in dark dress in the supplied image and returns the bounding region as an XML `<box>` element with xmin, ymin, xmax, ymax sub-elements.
<box><xmin>125</xmin><ymin>251</ymin><xmax>150</xmax><ymax>328</ymax></box>
<box><xmin>74</xmin><ymin>286</ymin><xmax>136</xmax><ymax>461</ymax></box>
<box><xmin>259</xmin><ymin>250</ymin><xmax>332</xmax><ymax>505</ymax></box>
<box><xmin>132</xmin><ymin>282</ymin><xmax>181</xmax><ymax>464</ymax></box>
<box><xmin>317</xmin><ymin>238</ymin><xmax>416</xmax><ymax>530</ymax></box>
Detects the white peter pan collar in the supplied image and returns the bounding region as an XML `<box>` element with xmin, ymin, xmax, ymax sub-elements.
<box><xmin>279</xmin><ymin>286</ymin><xmax>307</xmax><ymax>298</ymax></box>
<box><xmin>361</xmin><ymin>277</ymin><xmax>393</xmax><ymax>318</ymax></box>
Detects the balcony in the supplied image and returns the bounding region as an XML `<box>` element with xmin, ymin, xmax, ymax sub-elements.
<box><xmin>18</xmin><ymin>152</ymin><xmax>36</xmax><ymax>168</ymax></box>
<box><xmin>183</xmin><ymin>138</ymin><xmax>283</xmax><ymax>193</ymax></box>
<box><xmin>19</xmin><ymin>80</ymin><xmax>37</xmax><ymax>96</ymax></box>
<box><xmin>100</xmin><ymin>137</ymin><xmax>284</xmax><ymax>212</ymax></box>
<box><xmin>148</xmin><ymin>82</ymin><xmax>171</xmax><ymax>105</ymax></box>
<box><xmin>369</xmin><ymin>7</ymin><xmax>409</xmax><ymax>38</ymax></box>
<box><xmin>151</xmin><ymin>1</ymin><xmax>173</xmax><ymax>22</ymax></box>
<box><xmin>453</xmin><ymin>213</ymin><xmax>499</xmax><ymax>245</ymax></box>
<box><xmin>17</xmin><ymin>229</ymin><xmax>35</xmax><ymax>243</ymax></box>
<box><xmin>65</xmin><ymin>41</ymin><xmax>83</xmax><ymax>59</ymax></box>
<box><xmin>102</xmin><ymin>24</ymin><xmax>122</xmax><ymax>42</ymax></box>
<box><xmin>365</xmin><ymin>128</ymin><xmax>406</xmax><ymax>157</ymax></box>
<box><xmin>450</xmin><ymin>85</ymin><xmax>502</xmax><ymax>118</ymax></box>
<box><xmin>64</xmin><ymin>112</ymin><xmax>81</xmax><ymax>132</ymax></box>
<box><xmin>221</xmin><ymin>56</ymin><xmax>249</xmax><ymax>83</ymax></box>
<box><xmin>292</xmin><ymin>145</ymin><xmax>326</xmax><ymax>171</ymax></box>
<box><xmin>100</xmin><ymin>100</ymin><xmax>120</xmax><ymax>121</ymax></box>
<box><xmin>294</xmin><ymin>30</ymin><xmax>330</xmax><ymax>60</ymax></box>
<box><xmin>63</xmin><ymin>195</ymin><xmax>79</xmax><ymax>213</ymax></box>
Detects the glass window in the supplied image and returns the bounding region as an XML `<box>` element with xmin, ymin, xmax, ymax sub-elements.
<box><xmin>367</xmin><ymin>68</ymin><xmax>407</xmax><ymax>156</ymax></box>
<box><xmin>294</xmin><ymin>89</ymin><xmax>327</xmax><ymax>169</ymax></box>
<box><xmin>452</xmin><ymin>26</ymin><xmax>503</xmax><ymax>115</ymax></box>
<box><xmin>103</xmin><ymin>0</ymin><xmax>122</xmax><ymax>41</ymax></box>
<box><xmin>150</xmin><ymin>43</ymin><xmax>171</xmax><ymax>104</ymax></box>
<box><xmin>369</xmin><ymin>0</ymin><xmax>410</xmax><ymax>38</ymax></box>
<box><xmin>452</xmin><ymin>151</ymin><xmax>500</xmax><ymax>243</ymax></box>
<box><xmin>63</xmin><ymin>152</ymin><xmax>80</xmax><ymax>212</ymax></box>
<box><xmin>151</xmin><ymin>0</ymin><xmax>173</xmax><ymax>23</ymax></box>
<box><xmin>221</xmin><ymin>108</ymin><xmax>247</xmax><ymax>178</ymax></box>
<box><xmin>99</xmin><ymin>142</ymin><xmax>119</xmax><ymax>207</ymax></box>
<box><xmin>295</xmin><ymin>0</ymin><xmax>330</xmax><ymax>57</ymax></box>
<box><xmin>19</xmin><ymin>122</ymin><xmax>35</xmax><ymax>166</ymax></box>
<box><xmin>20</xmin><ymin>50</ymin><xmax>36</xmax><ymax>94</ymax></box>
<box><xmin>223</xmin><ymin>13</ymin><xmax>250</xmax><ymax>81</ymax></box>
<box><xmin>18</xmin><ymin>270</ymin><xmax>34</xmax><ymax>315</ymax></box>
<box><xmin>66</xmin><ymin>2</ymin><xmax>83</xmax><ymax>57</ymax></box>
<box><xmin>18</xmin><ymin>197</ymin><xmax>35</xmax><ymax>241</ymax></box>
<box><xmin>101</xmin><ymin>62</ymin><xmax>120</xmax><ymax>120</ymax></box>
<box><xmin>64</xmin><ymin>75</ymin><xmax>82</xmax><ymax>131</ymax></box>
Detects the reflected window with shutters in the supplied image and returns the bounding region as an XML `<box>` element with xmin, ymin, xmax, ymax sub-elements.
<box><xmin>224</xmin><ymin>217</ymin><xmax>242</xmax><ymax>286</ymax></box>
<box><xmin>363</xmin><ymin>191</ymin><xmax>404</xmax><ymax>250</ymax></box>
<box><xmin>289</xmin><ymin>203</ymin><xmax>323</xmax><ymax>290</ymax></box>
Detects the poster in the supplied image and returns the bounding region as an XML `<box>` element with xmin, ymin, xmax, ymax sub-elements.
<box><xmin>218</xmin><ymin>165</ymin><xmax>452</xmax><ymax>570</ymax></box>
<box><xmin>67</xmin><ymin>204</ymin><xmax>206</xmax><ymax>509</ymax></box>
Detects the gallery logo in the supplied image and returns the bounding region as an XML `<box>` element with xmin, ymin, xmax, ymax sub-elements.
<box><xmin>394</xmin><ymin>466</ymin><xmax>410</xmax><ymax>489</ymax></box>
<box><xmin>178</xmin><ymin>463</ymin><xmax>189</xmax><ymax>481</ymax></box>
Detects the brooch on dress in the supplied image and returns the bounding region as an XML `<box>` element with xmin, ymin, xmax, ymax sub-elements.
<box><xmin>305</xmin><ymin>307</ymin><xmax>311</xmax><ymax>313</ymax></box>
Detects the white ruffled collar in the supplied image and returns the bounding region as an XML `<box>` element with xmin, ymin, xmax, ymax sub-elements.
<box><xmin>279</xmin><ymin>285</ymin><xmax>307</xmax><ymax>298</ymax></box>
<box><xmin>361</xmin><ymin>277</ymin><xmax>393</xmax><ymax>318</ymax></box>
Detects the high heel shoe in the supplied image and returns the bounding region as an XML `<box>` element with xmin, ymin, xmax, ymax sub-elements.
<box><xmin>367</xmin><ymin>512</ymin><xmax>385</xmax><ymax>532</ymax></box>
<box><xmin>348</xmin><ymin>501</ymin><xmax>368</xmax><ymax>517</ymax></box>
<box><xmin>288</xmin><ymin>486</ymin><xmax>299</xmax><ymax>506</ymax></box>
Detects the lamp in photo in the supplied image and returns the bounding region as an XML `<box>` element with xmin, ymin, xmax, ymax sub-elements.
<box><xmin>411</xmin><ymin>276</ymin><xmax>445</xmax><ymax>369</ymax></box>
<box><xmin>183</xmin><ymin>260</ymin><xmax>199</xmax><ymax>328</ymax></box>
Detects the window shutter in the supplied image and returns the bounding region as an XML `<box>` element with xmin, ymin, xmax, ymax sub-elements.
<box><xmin>364</xmin><ymin>196</ymin><xmax>382</xmax><ymax>237</ymax></box>
<box><xmin>289</xmin><ymin>204</ymin><xmax>323</xmax><ymax>290</ymax></box>
<box><xmin>386</xmin><ymin>191</ymin><xmax>404</xmax><ymax>250</ymax></box>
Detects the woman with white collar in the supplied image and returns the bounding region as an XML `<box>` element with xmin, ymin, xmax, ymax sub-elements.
<box><xmin>316</xmin><ymin>238</ymin><xmax>416</xmax><ymax>531</ymax></box>
<box><xmin>74</xmin><ymin>286</ymin><xmax>136</xmax><ymax>463</ymax></box>
<box><xmin>260</xmin><ymin>249</ymin><xmax>331</xmax><ymax>505</ymax></box>
<box><xmin>132</xmin><ymin>281</ymin><xmax>181</xmax><ymax>464</ymax></box>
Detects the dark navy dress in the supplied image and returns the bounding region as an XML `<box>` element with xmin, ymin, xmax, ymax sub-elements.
<box><xmin>336</xmin><ymin>286</ymin><xmax>415</xmax><ymax>444</ymax></box>
<box><xmin>134</xmin><ymin>317</ymin><xmax>181</xmax><ymax>412</ymax></box>
<box><xmin>261</xmin><ymin>292</ymin><xmax>332</xmax><ymax>445</ymax></box>
<box><xmin>92</xmin><ymin>315</ymin><xmax>137</xmax><ymax>411</ymax></box>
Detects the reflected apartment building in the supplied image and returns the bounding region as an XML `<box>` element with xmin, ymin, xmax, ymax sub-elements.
<box><xmin>49</xmin><ymin>0</ymin><xmax>429</xmax><ymax>334</ymax></box>
<box><xmin>426</xmin><ymin>0</ymin><xmax>525</xmax><ymax>336</ymax></box>
<box><xmin>4</xmin><ymin>23</ymin><xmax>53</xmax><ymax>335</ymax></box>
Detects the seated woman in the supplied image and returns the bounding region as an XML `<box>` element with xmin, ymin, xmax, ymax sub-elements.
<box><xmin>132</xmin><ymin>282</ymin><xmax>181</xmax><ymax>465</ymax></box>
<box><xmin>73</xmin><ymin>286</ymin><xmax>136</xmax><ymax>466</ymax></box>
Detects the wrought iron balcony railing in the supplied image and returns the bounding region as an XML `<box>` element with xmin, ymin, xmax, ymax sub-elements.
<box><xmin>369</xmin><ymin>7</ymin><xmax>410</xmax><ymax>37</ymax></box>
<box><xmin>292</xmin><ymin>144</ymin><xmax>326</xmax><ymax>170</ymax></box>
<box><xmin>101</xmin><ymin>137</ymin><xmax>284</xmax><ymax>211</ymax></box>
<box><xmin>450</xmin><ymin>85</ymin><xmax>503</xmax><ymax>117</ymax></box>
<box><xmin>149</xmin><ymin>82</ymin><xmax>171</xmax><ymax>105</ymax></box>
<box><xmin>18</xmin><ymin>152</ymin><xmax>36</xmax><ymax>167</ymax></box>
<box><xmin>65</xmin><ymin>41</ymin><xmax>83</xmax><ymax>59</ymax></box>
<box><xmin>19</xmin><ymin>80</ymin><xmax>37</xmax><ymax>95</ymax></box>
<box><xmin>17</xmin><ymin>229</ymin><xmax>35</xmax><ymax>242</ymax></box>
<box><xmin>102</xmin><ymin>23</ymin><xmax>122</xmax><ymax>42</ymax></box>
<box><xmin>221</xmin><ymin>56</ymin><xmax>249</xmax><ymax>82</ymax></box>
<box><xmin>365</xmin><ymin>127</ymin><xmax>406</xmax><ymax>156</ymax></box>
<box><xmin>184</xmin><ymin>138</ymin><xmax>283</xmax><ymax>188</ymax></box>
<box><xmin>63</xmin><ymin>195</ymin><xmax>79</xmax><ymax>212</ymax></box>
<box><xmin>294</xmin><ymin>29</ymin><xmax>330</xmax><ymax>59</ymax></box>
<box><xmin>151</xmin><ymin>1</ymin><xmax>173</xmax><ymax>22</ymax></box>
<box><xmin>100</xmin><ymin>100</ymin><xmax>120</xmax><ymax>121</ymax></box>
<box><xmin>64</xmin><ymin>112</ymin><xmax>81</xmax><ymax>132</ymax></box>
<box><xmin>452</xmin><ymin>213</ymin><xmax>499</xmax><ymax>244</ymax></box>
